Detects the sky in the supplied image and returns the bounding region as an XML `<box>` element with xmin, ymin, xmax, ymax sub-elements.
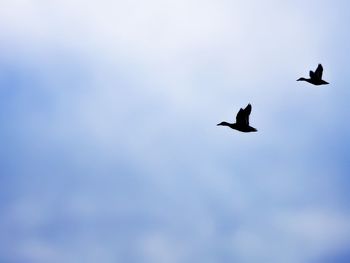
<box><xmin>1</xmin><ymin>0</ymin><xmax>350</xmax><ymax>262</ymax></box>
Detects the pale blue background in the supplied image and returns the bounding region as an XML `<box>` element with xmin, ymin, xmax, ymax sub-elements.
<box><xmin>0</xmin><ymin>0</ymin><xmax>350</xmax><ymax>262</ymax></box>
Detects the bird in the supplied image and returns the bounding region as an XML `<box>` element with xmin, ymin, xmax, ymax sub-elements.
<box><xmin>217</xmin><ymin>104</ymin><xmax>257</xmax><ymax>133</ymax></box>
<box><xmin>297</xmin><ymin>64</ymin><xmax>329</xmax><ymax>85</ymax></box>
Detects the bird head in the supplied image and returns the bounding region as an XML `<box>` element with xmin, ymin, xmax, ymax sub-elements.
<box><xmin>217</xmin><ymin>121</ymin><xmax>229</xmax><ymax>126</ymax></box>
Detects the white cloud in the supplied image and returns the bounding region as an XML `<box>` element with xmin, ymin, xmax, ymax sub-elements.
<box><xmin>0</xmin><ymin>0</ymin><xmax>348</xmax><ymax>263</ymax></box>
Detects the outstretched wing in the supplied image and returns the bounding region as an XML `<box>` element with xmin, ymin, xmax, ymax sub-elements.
<box><xmin>236</xmin><ymin>104</ymin><xmax>251</xmax><ymax>125</ymax></box>
<box><xmin>314</xmin><ymin>64</ymin><xmax>323</xmax><ymax>79</ymax></box>
<box><xmin>236</xmin><ymin>108</ymin><xmax>245</xmax><ymax>125</ymax></box>
<box><xmin>309</xmin><ymin>70</ymin><xmax>315</xmax><ymax>78</ymax></box>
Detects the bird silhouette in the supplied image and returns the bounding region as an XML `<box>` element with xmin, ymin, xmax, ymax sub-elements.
<box><xmin>297</xmin><ymin>64</ymin><xmax>329</xmax><ymax>85</ymax></box>
<box><xmin>217</xmin><ymin>104</ymin><xmax>257</xmax><ymax>132</ymax></box>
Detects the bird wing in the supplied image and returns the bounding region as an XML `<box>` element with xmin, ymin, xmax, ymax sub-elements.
<box><xmin>309</xmin><ymin>70</ymin><xmax>315</xmax><ymax>78</ymax></box>
<box><xmin>236</xmin><ymin>108</ymin><xmax>245</xmax><ymax>125</ymax></box>
<box><xmin>244</xmin><ymin>104</ymin><xmax>252</xmax><ymax>117</ymax></box>
<box><xmin>315</xmin><ymin>64</ymin><xmax>323</xmax><ymax>79</ymax></box>
<box><xmin>236</xmin><ymin>104</ymin><xmax>251</xmax><ymax>125</ymax></box>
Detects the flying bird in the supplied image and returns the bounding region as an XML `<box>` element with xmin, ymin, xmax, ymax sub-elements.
<box><xmin>297</xmin><ymin>64</ymin><xmax>329</xmax><ymax>85</ymax></box>
<box><xmin>217</xmin><ymin>104</ymin><xmax>257</xmax><ymax>133</ymax></box>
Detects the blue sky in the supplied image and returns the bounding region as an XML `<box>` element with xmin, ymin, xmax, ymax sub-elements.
<box><xmin>1</xmin><ymin>0</ymin><xmax>350</xmax><ymax>262</ymax></box>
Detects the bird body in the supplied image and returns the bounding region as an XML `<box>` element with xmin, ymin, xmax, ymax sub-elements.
<box><xmin>217</xmin><ymin>104</ymin><xmax>257</xmax><ymax>133</ymax></box>
<box><xmin>297</xmin><ymin>64</ymin><xmax>329</xmax><ymax>85</ymax></box>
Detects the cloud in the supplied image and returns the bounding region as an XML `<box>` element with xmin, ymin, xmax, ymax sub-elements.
<box><xmin>0</xmin><ymin>0</ymin><xmax>350</xmax><ymax>262</ymax></box>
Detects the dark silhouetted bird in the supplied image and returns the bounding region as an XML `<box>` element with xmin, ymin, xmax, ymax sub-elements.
<box><xmin>297</xmin><ymin>64</ymin><xmax>329</xmax><ymax>85</ymax></box>
<box><xmin>217</xmin><ymin>104</ymin><xmax>257</xmax><ymax>133</ymax></box>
